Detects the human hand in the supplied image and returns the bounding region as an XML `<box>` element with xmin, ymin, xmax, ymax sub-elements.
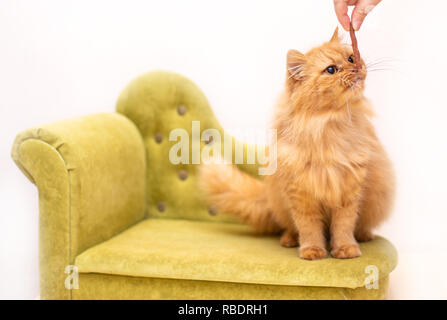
<box><xmin>333</xmin><ymin>0</ymin><xmax>382</xmax><ymax>31</ymax></box>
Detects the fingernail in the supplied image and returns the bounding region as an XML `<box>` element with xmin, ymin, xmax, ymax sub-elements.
<box><xmin>353</xmin><ymin>20</ymin><xmax>361</xmax><ymax>31</ymax></box>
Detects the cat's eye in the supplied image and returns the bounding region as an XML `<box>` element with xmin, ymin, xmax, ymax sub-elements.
<box><xmin>326</xmin><ymin>66</ymin><xmax>337</xmax><ymax>74</ymax></box>
<box><xmin>348</xmin><ymin>56</ymin><xmax>354</xmax><ymax>63</ymax></box>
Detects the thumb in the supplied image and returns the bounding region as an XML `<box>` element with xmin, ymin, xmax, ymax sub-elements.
<box><xmin>351</xmin><ymin>0</ymin><xmax>381</xmax><ymax>30</ymax></box>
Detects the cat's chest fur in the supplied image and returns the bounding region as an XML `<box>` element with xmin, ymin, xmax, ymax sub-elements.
<box><xmin>276</xmin><ymin>116</ymin><xmax>372</xmax><ymax>205</ymax></box>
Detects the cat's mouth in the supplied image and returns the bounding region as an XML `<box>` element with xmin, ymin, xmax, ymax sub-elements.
<box><xmin>348</xmin><ymin>76</ymin><xmax>365</xmax><ymax>89</ymax></box>
<box><xmin>350</xmin><ymin>79</ymin><xmax>362</xmax><ymax>88</ymax></box>
<box><xmin>341</xmin><ymin>73</ymin><xmax>365</xmax><ymax>91</ymax></box>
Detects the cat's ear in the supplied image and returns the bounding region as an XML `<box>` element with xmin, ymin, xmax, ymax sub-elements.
<box><xmin>330</xmin><ymin>27</ymin><xmax>341</xmax><ymax>42</ymax></box>
<box><xmin>287</xmin><ymin>49</ymin><xmax>306</xmax><ymax>81</ymax></box>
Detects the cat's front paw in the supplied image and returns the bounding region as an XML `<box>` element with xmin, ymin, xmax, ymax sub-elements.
<box><xmin>331</xmin><ymin>244</ymin><xmax>362</xmax><ymax>259</ymax></box>
<box><xmin>299</xmin><ymin>246</ymin><xmax>327</xmax><ymax>260</ymax></box>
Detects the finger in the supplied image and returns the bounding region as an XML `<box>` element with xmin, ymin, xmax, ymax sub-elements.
<box><xmin>351</xmin><ymin>0</ymin><xmax>382</xmax><ymax>30</ymax></box>
<box><xmin>333</xmin><ymin>0</ymin><xmax>351</xmax><ymax>31</ymax></box>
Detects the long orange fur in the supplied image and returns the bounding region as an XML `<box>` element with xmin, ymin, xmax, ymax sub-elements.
<box><xmin>199</xmin><ymin>28</ymin><xmax>395</xmax><ymax>260</ymax></box>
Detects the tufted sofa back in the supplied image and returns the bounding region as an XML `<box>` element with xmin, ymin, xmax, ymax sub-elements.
<box><xmin>116</xmin><ymin>71</ymin><xmax>260</xmax><ymax>223</ymax></box>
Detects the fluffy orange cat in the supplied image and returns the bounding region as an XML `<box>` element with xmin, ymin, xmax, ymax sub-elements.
<box><xmin>199</xmin><ymin>28</ymin><xmax>395</xmax><ymax>260</ymax></box>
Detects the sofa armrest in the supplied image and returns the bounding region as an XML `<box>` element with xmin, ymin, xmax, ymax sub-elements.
<box><xmin>11</xmin><ymin>113</ymin><xmax>146</xmax><ymax>299</ymax></box>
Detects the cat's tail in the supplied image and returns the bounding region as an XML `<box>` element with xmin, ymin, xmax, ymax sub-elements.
<box><xmin>198</xmin><ymin>161</ymin><xmax>282</xmax><ymax>234</ymax></box>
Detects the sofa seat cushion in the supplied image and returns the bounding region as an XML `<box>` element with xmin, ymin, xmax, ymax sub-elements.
<box><xmin>75</xmin><ymin>219</ymin><xmax>397</xmax><ymax>289</ymax></box>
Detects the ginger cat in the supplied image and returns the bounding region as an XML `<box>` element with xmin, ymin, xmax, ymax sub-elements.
<box><xmin>199</xmin><ymin>28</ymin><xmax>395</xmax><ymax>260</ymax></box>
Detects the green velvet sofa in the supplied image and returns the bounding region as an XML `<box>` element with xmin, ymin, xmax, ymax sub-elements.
<box><xmin>11</xmin><ymin>71</ymin><xmax>397</xmax><ymax>300</ymax></box>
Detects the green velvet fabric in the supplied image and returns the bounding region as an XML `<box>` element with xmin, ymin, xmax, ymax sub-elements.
<box><xmin>11</xmin><ymin>71</ymin><xmax>398</xmax><ymax>300</ymax></box>
<box><xmin>74</xmin><ymin>273</ymin><xmax>389</xmax><ymax>300</ymax></box>
<box><xmin>76</xmin><ymin>219</ymin><xmax>396</xmax><ymax>289</ymax></box>
<box><xmin>11</xmin><ymin>113</ymin><xmax>146</xmax><ymax>299</ymax></box>
<box><xmin>116</xmin><ymin>71</ymin><xmax>259</xmax><ymax>222</ymax></box>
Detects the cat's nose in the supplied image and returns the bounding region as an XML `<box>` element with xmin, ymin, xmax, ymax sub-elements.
<box><xmin>356</xmin><ymin>67</ymin><xmax>366</xmax><ymax>80</ymax></box>
<box><xmin>353</xmin><ymin>66</ymin><xmax>362</xmax><ymax>73</ymax></box>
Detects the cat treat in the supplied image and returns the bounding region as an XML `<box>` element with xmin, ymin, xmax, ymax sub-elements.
<box><xmin>349</xmin><ymin>22</ymin><xmax>362</xmax><ymax>71</ymax></box>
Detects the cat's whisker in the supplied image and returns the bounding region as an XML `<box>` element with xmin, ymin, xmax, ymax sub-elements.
<box><xmin>366</xmin><ymin>57</ymin><xmax>400</xmax><ymax>62</ymax></box>
<box><xmin>288</xmin><ymin>71</ymin><xmax>299</xmax><ymax>80</ymax></box>
<box><xmin>367</xmin><ymin>68</ymin><xmax>399</xmax><ymax>73</ymax></box>
<box><xmin>366</xmin><ymin>59</ymin><xmax>399</xmax><ymax>67</ymax></box>
<box><xmin>344</xmin><ymin>97</ymin><xmax>352</xmax><ymax>124</ymax></box>
<box><xmin>366</xmin><ymin>63</ymin><xmax>397</xmax><ymax>70</ymax></box>
<box><xmin>366</xmin><ymin>62</ymin><xmax>396</xmax><ymax>68</ymax></box>
<box><xmin>365</xmin><ymin>57</ymin><xmax>401</xmax><ymax>66</ymax></box>
<box><xmin>367</xmin><ymin>61</ymin><xmax>401</xmax><ymax>71</ymax></box>
<box><xmin>366</xmin><ymin>59</ymin><xmax>401</xmax><ymax>70</ymax></box>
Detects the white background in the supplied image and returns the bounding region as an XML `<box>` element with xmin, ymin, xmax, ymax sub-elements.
<box><xmin>1</xmin><ymin>0</ymin><xmax>446</xmax><ymax>299</ymax></box>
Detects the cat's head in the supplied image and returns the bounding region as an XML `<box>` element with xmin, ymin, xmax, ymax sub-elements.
<box><xmin>286</xmin><ymin>28</ymin><xmax>367</xmax><ymax>108</ymax></box>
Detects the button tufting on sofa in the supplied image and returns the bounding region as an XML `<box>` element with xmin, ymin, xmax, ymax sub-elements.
<box><xmin>208</xmin><ymin>206</ymin><xmax>218</xmax><ymax>216</ymax></box>
<box><xmin>178</xmin><ymin>169</ymin><xmax>188</xmax><ymax>181</ymax></box>
<box><xmin>157</xmin><ymin>202</ymin><xmax>166</xmax><ymax>212</ymax></box>
<box><xmin>154</xmin><ymin>132</ymin><xmax>163</xmax><ymax>143</ymax></box>
<box><xmin>177</xmin><ymin>104</ymin><xmax>187</xmax><ymax>115</ymax></box>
